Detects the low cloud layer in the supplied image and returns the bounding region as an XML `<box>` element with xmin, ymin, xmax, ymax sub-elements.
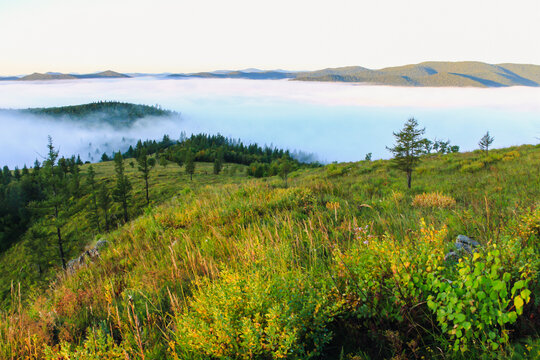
<box><xmin>0</xmin><ymin>78</ymin><xmax>539</xmax><ymax>168</ymax></box>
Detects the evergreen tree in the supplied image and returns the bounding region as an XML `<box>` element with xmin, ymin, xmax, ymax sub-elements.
<box><xmin>479</xmin><ymin>131</ymin><xmax>494</xmax><ymax>155</ymax></box>
<box><xmin>185</xmin><ymin>151</ymin><xmax>195</xmax><ymax>181</ymax></box>
<box><xmin>386</xmin><ymin>118</ymin><xmax>425</xmax><ymax>189</ymax></box>
<box><xmin>68</xmin><ymin>156</ymin><xmax>81</xmax><ymax>197</ymax></box>
<box><xmin>98</xmin><ymin>183</ymin><xmax>112</xmax><ymax>231</ymax></box>
<box><xmin>158</xmin><ymin>153</ymin><xmax>169</xmax><ymax>168</ymax></box>
<box><xmin>86</xmin><ymin>165</ymin><xmax>101</xmax><ymax>232</ymax></box>
<box><xmin>137</xmin><ymin>149</ymin><xmax>156</xmax><ymax>205</ymax></box>
<box><xmin>213</xmin><ymin>150</ymin><xmax>224</xmax><ymax>175</ymax></box>
<box><xmin>173</xmin><ymin>150</ymin><xmax>184</xmax><ymax>171</ymax></box>
<box><xmin>279</xmin><ymin>159</ymin><xmax>293</xmax><ymax>187</ymax></box>
<box><xmin>42</xmin><ymin>136</ymin><xmax>68</xmax><ymax>269</ymax></box>
<box><xmin>112</xmin><ymin>152</ymin><xmax>132</xmax><ymax>223</ymax></box>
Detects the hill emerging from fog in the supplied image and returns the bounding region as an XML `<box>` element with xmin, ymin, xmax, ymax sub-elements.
<box><xmin>20</xmin><ymin>101</ymin><xmax>177</xmax><ymax>127</ymax></box>
<box><xmin>295</xmin><ymin>61</ymin><xmax>540</xmax><ymax>87</ymax></box>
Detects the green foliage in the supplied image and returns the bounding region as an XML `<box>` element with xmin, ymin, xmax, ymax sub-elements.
<box><xmin>387</xmin><ymin>118</ymin><xmax>425</xmax><ymax>188</ymax></box>
<box><xmin>0</xmin><ymin>144</ymin><xmax>539</xmax><ymax>359</ymax></box>
<box><xmin>112</xmin><ymin>152</ymin><xmax>132</xmax><ymax>222</ymax></box>
<box><xmin>43</xmin><ymin>329</ymin><xmax>125</xmax><ymax>359</ymax></box>
<box><xmin>185</xmin><ymin>151</ymin><xmax>196</xmax><ymax>180</ymax></box>
<box><xmin>479</xmin><ymin>131</ymin><xmax>495</xmax><ymax>154</ymax></box>
<box><xmin>171</xmin><ymin>270</ymin><xmax>339</xmax><ymax>359</ymax></box>
<box><xmin>427</xmin><ymin>245</ymin><xmax>535</xmax><ymax>352</ymax></box>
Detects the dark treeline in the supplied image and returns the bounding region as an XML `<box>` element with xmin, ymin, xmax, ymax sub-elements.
<box><xmin>118</xmin><ymin>132</ymin><xmax>303</xmax><ymax>166</ymax></box>
<box><xmin>0</xmin><ymin>146</ymin><xmax>83</xmax><ymax>255</ymax></box>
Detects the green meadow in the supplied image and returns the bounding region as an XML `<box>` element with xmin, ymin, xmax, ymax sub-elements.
<box><xmin>0</xmin><ymin>145</ymin><xmax>539</xmax><ymax>359</ymax></box>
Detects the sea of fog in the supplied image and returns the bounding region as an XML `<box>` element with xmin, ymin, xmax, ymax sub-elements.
<box><xmin>0</xmin><ymin>77</ymin><xmax>539</xmax><ymax>167</ymax></box>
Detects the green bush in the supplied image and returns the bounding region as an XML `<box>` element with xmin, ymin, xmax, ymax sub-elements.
<box><xmin>169</xmin><ymin>270</ymin><xmax>340</xmax><ymax>359</ymax></box>
<box><xmin>427</xmin><ymin>245</ymin><xmax>534</xmax><ymax>353</ymax></box>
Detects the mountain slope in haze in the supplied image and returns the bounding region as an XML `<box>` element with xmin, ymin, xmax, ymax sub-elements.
<box><xmin>295</xmin><ymin>61</ymin><xmax>540</xmax><ymax>87</ymax></box>
<box><xmin>17</xmin><ymin>70</ymin><xmax>130</xmax><ymax>81</ymax></box>
<box><xmin>168</xmin><ymin>70</ymin><xmax>297</xmax><ymax>80</ymax></box>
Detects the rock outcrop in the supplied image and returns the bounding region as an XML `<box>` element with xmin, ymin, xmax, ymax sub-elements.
<box><xmin>66</xmin><ymin>239</ymin><xmax>108</xmax><ymax>274</ymax></box>
<box><xmin>445</xmin><ymin>235</ymin><xmax>481</xmax><ymax>261</ymax></box>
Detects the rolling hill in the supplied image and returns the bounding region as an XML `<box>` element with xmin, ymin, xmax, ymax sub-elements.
<box><xmin>168</xmin><ymin>69</ymin><xmax>297</xmax><ymax>80</ymax></box>
<box><xmin>17</xmin><ymin>70</ymin><xmax>130</xmax><ymax>81</ymax></box>
<box><xmin>295</xmin><ymin>61</ymin><xmax>540</xmax><ymax>87</ymax></box>
<box><xmin>4</xmin><ymin>62</ymin><xmax>540</xmax><ymax>87</ymax></box>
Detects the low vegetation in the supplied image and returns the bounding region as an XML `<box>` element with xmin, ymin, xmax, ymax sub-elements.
<box><xmin>0</xmin><ymin>139</ymin><xmax>538</xmax><ymax>359</ymax></box>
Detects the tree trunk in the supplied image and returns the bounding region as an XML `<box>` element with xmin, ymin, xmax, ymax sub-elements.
<box><xmin>123</xmin><ymin>200</ymin><xmax>129</xmax><ymax>223</ymax></box>
<box><xmin>104</xmin><ymin>211</ymin><xmax>109</xmax><ymax>231</ymax></box>
<box><xmin>407</xmin><ymin>171</ymin><xmax>412</xmax><ymax>189</ymax></box>
<box><xmin>56</xmin><ymin>225</ymin><xmax>66</xmax><ymax>269</ymax></box>
<box><xmin>92</xmin><ymin>192</ymin><xmax>101</xmax><ymax>232</ymax></box>
<box><xmin>145</xmin><ymin>176</ymin><xmax>149</xmax><ymax>205</ymax></box>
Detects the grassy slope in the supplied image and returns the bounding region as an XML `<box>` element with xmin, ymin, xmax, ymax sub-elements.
<box><xmin>1</xmin><ymin>145</ymin><xmax>539</xmax><ymax>359</ymax></box>
<box><xmin>0</xmin><ymin>160</ymin><xmax>249</xmax><ymax>303</ymax></box>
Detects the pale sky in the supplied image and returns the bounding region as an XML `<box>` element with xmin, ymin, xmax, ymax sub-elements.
<box><xmin>1</xmin><ymin>0</ymin><xmax>539</xmax><ymax>75</ymax></box>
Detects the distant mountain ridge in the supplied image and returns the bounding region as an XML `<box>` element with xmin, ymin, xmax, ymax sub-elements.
<box><xmin>17</xmin><ymin>70</ymin><xmax>129</xmax><ymax>81</ymax></box>
<box><xmin>167</xmin><ymin>70</ymin><xmax>297</xmax><ymax>80</ymax></box>
<box><xmin>295</xmin><ymin>62</ymin><xmax>540</xmax><ymax>87</ymax></box>
<box><xmin>2</xmin><ymin>62</ymin><xmax>540</xmax><ymax>87</ymax></box>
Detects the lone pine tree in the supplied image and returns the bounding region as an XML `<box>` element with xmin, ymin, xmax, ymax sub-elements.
<box><xmin>479</xmin><ymin>131</ymin><xmax>494</xmax><ymax>155</ymax></box>
<box><xmin>386</xmin><ymin>118</ymin><xmax>425</xmax><ymax>189</ymax></box>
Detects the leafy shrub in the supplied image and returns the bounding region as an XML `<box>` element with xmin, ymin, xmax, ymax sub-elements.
<box><xmin>461</xmin><ymin>161</ymin><xmax>485</xmax><ymax>173</ymax></box>
<box><xmin>503</xmin><ymin>150</ymin><xmax>520</xmax><ymax>162</ymax></box>
<box><xmin>169</xmin><ymin>270</ymin><xmax>340</xmax><ymax>360</ymax></box>
<box><xmin>44</xmin><ymin>329</ymin><xmax>125</xmax><ymax>360</ymax></box>
<box><xmin>427</xmin><ymin>247</ymin><xmax>533</xmax><ymax>352</ymax></box>
<box><xmin>326</xmin><ymin>163</ymin><xmax>351</xmax><ymax>177</ymax></box>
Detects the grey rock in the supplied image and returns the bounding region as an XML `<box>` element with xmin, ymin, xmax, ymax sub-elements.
<box><xmin>65</xmin><ymin>239</ymin><xmax>108</xmax><ymax>274</ymax></box>
<box><xmin>445</xmin><ymin>235</ymin><xmax>481</xmax><ymax>262</ymax></box>
<box><xmin>456</xmin><ymin>235</ymin><xmax>480</xmax><ymax>248</ymax></box>
<box><xmin>444</xmin><ymin>251</ymin><xmax>459</xmax><ymax>261</ymax></box>
<box><xmin>95</xmin><ymin>239</ymin><xmax>108</xmax><ymax>250</ymax></box>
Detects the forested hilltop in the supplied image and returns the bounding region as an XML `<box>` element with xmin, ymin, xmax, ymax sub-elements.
<box><xmin>22</xmin><ymin>101</ymin><xmax>176</xmax><ymax>127</ymax></box>
<box><xmin>0</xmin><ymin>132</ymin><xmax>538</xmax><ymax>358</ymax></box>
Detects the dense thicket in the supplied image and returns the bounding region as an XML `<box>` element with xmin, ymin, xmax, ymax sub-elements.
<box><xmin>121</xmin><ymin>133</ymin><xmax>307</xmax><ymax>167</ymax></box>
